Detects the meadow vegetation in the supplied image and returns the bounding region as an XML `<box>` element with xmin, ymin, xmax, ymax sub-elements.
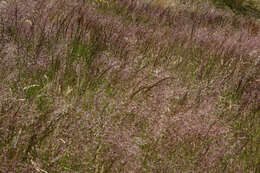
<box><xmin>0</xmin><ymin>0</ymin><xmax>259</xmax><ymax>172</ymax></box>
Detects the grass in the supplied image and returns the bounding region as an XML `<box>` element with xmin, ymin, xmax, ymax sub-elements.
<box><xmin>0</xmin><ymin>0</ymin><xmax>259</xmax><ymax>172</ymax></box>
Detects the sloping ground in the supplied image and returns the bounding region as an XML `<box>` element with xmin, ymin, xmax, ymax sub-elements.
<box><xmin>0</xmin><ymin>0</ymin><xmax>259</xmax><ymax>172</ymax></box>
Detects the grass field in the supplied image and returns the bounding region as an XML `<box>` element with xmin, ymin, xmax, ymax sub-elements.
<box><xmin>0</xmin><ymin>0</ymin><xmax>259</xmax><ymax>172</ymax></box>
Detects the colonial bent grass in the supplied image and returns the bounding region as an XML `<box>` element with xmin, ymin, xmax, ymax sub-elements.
<box><xmin>0</xmin><ymin>0</ymin><xmax>259</xmax><ymax>172</ymax></box>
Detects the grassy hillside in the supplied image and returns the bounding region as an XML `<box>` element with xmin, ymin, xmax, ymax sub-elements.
<box><xmin>208</xmin><ymin>0</ymin><xmax>260</xmax><ymax>18</ymax></box>
<box><xmin>146</xmin><ymin>0</ymin><xmax>260</xmax><ymax>18</ymax></box>
<box><xmin>0</xmin><ymin>0</ymin><xmax>259</xmax><ymax>172</ymax></box>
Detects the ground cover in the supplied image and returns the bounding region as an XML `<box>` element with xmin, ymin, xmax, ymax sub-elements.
<box><xmin>0</xmin><ymin>0</ymin><xmax>259</xmax><ymax>172</ymax></box>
